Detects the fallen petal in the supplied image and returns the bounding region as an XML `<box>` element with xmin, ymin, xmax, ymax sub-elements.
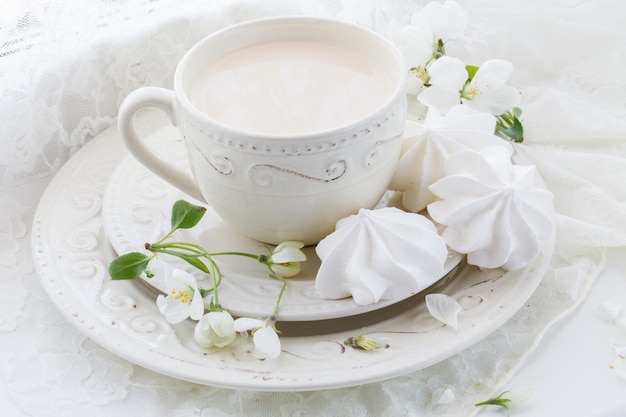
<box><xmin>426</xmin><ymin>293</ymin><xmax>462</xmax><ymax>329</ymax></box>
<box><xmin>432</xmin><ymin>386</ymin><xmax>455</xmax><ymax>404</ymax></box>
<box><xmin>598</xmin><ymin>302</ymin><xmax>624</xmax><ymax>323</ymax></box>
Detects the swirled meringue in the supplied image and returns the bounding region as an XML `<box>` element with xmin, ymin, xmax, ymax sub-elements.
<box><xmin>315</xmin><ymin>207</ymin><xmax>448</xmax><ymax>306</ymax></box>
<box><xmin>428</xmin><ymin>146</ymin><xmax>554</xmax><ymax>270</ymax></box>
<box><xmin>389</xmin><ymin>105</ymin><xmax>511</xmax><ymax>213</ymax></box>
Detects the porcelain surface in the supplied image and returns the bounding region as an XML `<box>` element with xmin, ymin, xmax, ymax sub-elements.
<box><xmin>117</xmin><ymin>17</ymin><xmax>408</xmax><ymax>245</ymax></box>
<box><xmin>32</xmin><ymin>110</ymin><xmax>554</xmax><ymax>391</ymax></box>
<box><xmin>102</xmin><ymin>139</ymin><xmax>464</xmax><ymax>323</ymax></box>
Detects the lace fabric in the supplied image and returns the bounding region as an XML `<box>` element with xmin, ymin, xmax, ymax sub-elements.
<box><xmin>1</xmin><ymin>0</ymin><xmax>625</xmax><ymax>416</ymax></box>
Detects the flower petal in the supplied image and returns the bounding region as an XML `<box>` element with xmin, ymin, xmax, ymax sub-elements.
<box><xmin>392</xmin><ymin>24</ymin><xmax>433</xmax><ymax>68</ymax></box>
<box><xmin>421</xmin><ymin>0</ymin><xmax>468</xmax><ymax>41</ymax></box>
<box><xmin>428</xmin><ymin>56</ymin><xmax>468</xmax><ymax>91</ymax></box>
<box><xmin>464</xmin><ymin>59</ymin><xmax>521</xmax><ymax>115</ymax></box>
<box><xmin>172</xmin><ymin>268</ymin><xmax>198</xmax><ymax>289</ymax></box>
<box><xmin>432</xmin><ymin>386</ymin><xmax>455</xmax><ymax>405</ymax></box>
<box><xmin>161</xmin><ymin>301</ymin><xmax>192</xmax><ymax>324</ymax></box>
<box><xmin>270</xmin><ymin>262</ymin><xmax>301</xmax><ymax>278</ymax></box>
<box><xmin>418</xmin><ymin>56</ymin><xmax>467</xmax><ymax>114</ymax></box>
<box><xmin>473</xmin><ymin>59</ymin><xmax>514</xmax><ymax>86</ymax></box>
<box><xmin>466</xmin><ymin>85</ymin><xmax>521</xmax><ymax>115</ymax></box>
<box><xmin>598</xmin><ymin>301</ymin><xmax>624</xmax><ymax>323</ymax></box>
<box><xmin>233</xmin><ymin>317</ymin><xmax>265</xmax><ymax>332</ymax></box>
<box><xmin>505</xmin><ymin>387</ymin><xmax>533</xmax><ymax>406</ymax></box>
<box><xmin>147</xmin><ymin>259</ymin><xmax>170</xmax><ymax>284</ymax></box>
<box><xmin>271</xmin><ymin>245</ymin><xmax>307</xmax><ymax>264</ymax></box>
<box><xmin>188</xmin><ymin>290</ymin><xmax>205</xmax><ymax>321</ymax></box>
<box><xmin>426</xmin><ymin>293</ymin><xmax>462</xmax><ymax>329</ymax></box>
<box><xmin>194</xmin><ymin>311</ymin><xmax>236</xmax><ymax>348</ymax></box>
<box><xmin>252</xmin><ymin>326</ymin><xmax>281</xmax><ymax>359</ymax></box>
<box><xmin>418</xmin><ymin>88</ymin><xmax>461</xmax><ymax>116</ymax></box>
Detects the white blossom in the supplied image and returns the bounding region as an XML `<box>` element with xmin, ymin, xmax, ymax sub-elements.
<box><xmin>234</xmin><ymin>317</ymin><xmax>281</xmax><ymax>359</ymax></box>
<box><xmin>155</xmin><ymin>268</ymin><xmax>205</xmax><ymax>323</ymax></box>
<box><xmin>416</xmin><ymin>0</ymin><xmax>468</xmax><ymax>43</ymax></box>
<box><xmin>194</xmin><ymin>311</ymin><xmax>236</xmax><ymax>348</ymax></box>
<box><xmin>392</xmin><ymin>24</ymin><xmax>433</xmax><ymax>94</ymax></box>
<box><xmin>462</xmin><ymin>59</ymin><xmax>521</xmax><ymax>115</ymax></box>
<box><xmin>145</xmin><ymin>259</ymin><xmax>171</xmax><ymax>284</ymax></box>
<box><xmin>264</xmin><ymin>241</ymin><xmax>307</xmax><ymax>278</ymax></box>
<box><xmin>418</xmin><ymin>56</ymin><xmax>468</xmax><ymax>114</ymax></box>
<box><xmin>391</xmin><ymin>1</ymin><xmax>468</xmax><ymax>95</ymax></box>
<box><xmin>418</xmin><ymin>57</ymin><xmax>521</xmax><ymax>116</ymax></box>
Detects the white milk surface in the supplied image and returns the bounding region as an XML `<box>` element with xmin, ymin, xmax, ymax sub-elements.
<box><xmin>191</xmin><ymin>40</ymin><xmax>393</xmax><ymax>134</ymax></box>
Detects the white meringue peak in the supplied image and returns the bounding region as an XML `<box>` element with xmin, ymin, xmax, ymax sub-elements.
<box><xmin>390</xmin><ymin>104</ymin><xmax>511</xmax><ymax>213</ymax></box>
<box><xmin>428</xmin><ymin>146</ymin><xmax>554</xmax><ymax>270</ymax></box>
<box><xmin>315</xmin><ymin>207</ymin><xmax>448</xmax><ymax>306</ymax></box>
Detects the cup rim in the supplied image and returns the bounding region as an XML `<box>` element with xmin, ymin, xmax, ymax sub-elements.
<box><xmin>174</xmin><ymin>16</ymin><xmax>408</xmax><ymax>141</ymax></box>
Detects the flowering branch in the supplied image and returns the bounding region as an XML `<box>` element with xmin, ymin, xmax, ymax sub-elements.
<box><xmin>108</xmin><ymin>199</ymin><xmax>307</xmax><ymax>357</ymax></box>
<box><xmin>393</xmin><ymin>0</ymin><xmax>524</xmax><ymax>143</ymax></box>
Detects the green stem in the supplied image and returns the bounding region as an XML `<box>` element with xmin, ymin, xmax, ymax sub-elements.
<box><xmin>148</xmin><ymin>242</ymin><xmax>225</xmax><ymax>297</ymax></box>
<box><xmin>207</xmin><ymin>256</ymin><xmax>221</xmax><ymax>308</ymax></box>
<box><xmin>153</xmin><ymin>227</ymin><xmax>177</xmax><ymax>245</ymax></box>
<box><xmin>151</xmin><ymin>243</ymin><xmax>264</xmax><ymax>263</ymax></box>
<box><xmin>152</xmin><ymin>241</ymin><xmax>207</xmax><ymax>254</ymax></box>
<box><xmin>148</xmin><ymin>247</ymin><xmax>198</xmax><ymax>258</ymax></box>
<box><xmin>211</xmin><ymin>251</ymin><xmax>264</xmax><ymax>262</ymax></box>
<box><xmin>145</xmin><ymin>228</ymin><xmax>283</xmax><ymax>313</ymax></box>
<box><xmin>272</xmin><ymin>277</ymin><xmax>288</xmax><ymax>316</ymax></box>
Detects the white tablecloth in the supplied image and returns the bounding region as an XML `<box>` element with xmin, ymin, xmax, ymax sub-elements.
<box><xmin>1</xmin><ymin>1</ymin><xmax>625</xmax><ymax>416</ymax></box>
<box><xmin>481</xmin><ymin>247</ymin><xmax>626</xmax><ymax>417</ymax></box>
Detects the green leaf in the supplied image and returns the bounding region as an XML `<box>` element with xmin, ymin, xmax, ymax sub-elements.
<box><xmin>170</xmin><ymin>200</ymin><xmax>206</xmax><ymax>230</ymax></box>
<box><xmin>496</xmin><ymin>109</ymin><xmax>524</xmax><ymax>143</ymax></box>
<box><xmin>109</xmin><ymin>252</ymin><xmax>150</xmax><ymax>280</ymax></box>
<box><xmin>180</xmin><ymin>255</ymin><xmax>210</xmax><ymax>274</ymax></box>
<box><xmin>465</xmin><ymin>65</ymin><xmax>479</xmax><ymax>81</ymax></box>
<box><xmin>501</xmin><ymin>116</ymin><xmax>524</xmax><ymax>142</ymax></box>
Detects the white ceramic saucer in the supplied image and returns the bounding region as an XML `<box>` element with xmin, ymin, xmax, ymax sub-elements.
<box><xmin>32</xmin><ymin>109</ymin><xmax>555</xmax><ymax>391</ymax></box>
<box><xmin>101</xmin><ymin>144</ymin><xmax>464</xmax><ymax>328</ymax></box>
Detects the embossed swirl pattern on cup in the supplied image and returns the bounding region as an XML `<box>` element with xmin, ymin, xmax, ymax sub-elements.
<box><xmin>182</xmin><ymin>105</ymin><xmax>401</xmax><ymax>156</ymax></box>
<box><xmin>182</xmin><ymin>103</ymin><xmax>404</xmax><ymax>193</ymax></box>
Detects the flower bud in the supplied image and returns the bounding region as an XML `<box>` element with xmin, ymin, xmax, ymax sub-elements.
<box><xmin>194</xmin><ymin>311</ymin><xmax>236</xmax><ymax>348</ymax></box>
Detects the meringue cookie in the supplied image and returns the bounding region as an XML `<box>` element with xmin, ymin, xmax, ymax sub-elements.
<box><xmin>389</xmin><ymin>105</ymin><xmax>511</xmax><ymax>213</ymax></box>
<box><xmin>428</xmin><ymin>146</ymin><xmax>554</xmax><ymax>270</ymax></box>
<box><xmin>315</xmin><ymin>207</ymin><xmax>448</xmax><ymax>306</ymax></box>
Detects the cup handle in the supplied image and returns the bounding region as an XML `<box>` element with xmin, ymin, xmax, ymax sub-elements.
<box><xmin>117</xmin><ymin>86</ymin><xmax>205</xmax><ymax>202</ymax></box>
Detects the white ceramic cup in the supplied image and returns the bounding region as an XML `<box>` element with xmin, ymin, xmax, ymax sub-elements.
<box><xmin>118</xmin><ymin>16</ymin><xmax>407</xmax><ymax>245</ymax></box>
